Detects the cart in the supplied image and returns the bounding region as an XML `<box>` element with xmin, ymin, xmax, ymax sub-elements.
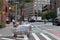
<box><xmin>13</xmin><ymin>23</ymin><xmax>32</xmax><ymax>38</ymax></box>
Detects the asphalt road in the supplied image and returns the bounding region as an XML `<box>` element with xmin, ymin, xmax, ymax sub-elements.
<box><xmin>0</xmin><ymin>22</ymin><xmax>60</xmax><ymax>40</ymax></box>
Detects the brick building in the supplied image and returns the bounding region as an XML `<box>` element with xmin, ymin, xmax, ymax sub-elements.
<box><xmin>0</xmin><ymin>0</ymin><xmax>11</xmax><ymax>24</ymax></box>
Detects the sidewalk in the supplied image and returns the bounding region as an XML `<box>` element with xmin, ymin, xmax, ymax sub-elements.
<box><xmin>0</xmin><ymin>23</ymin><xmax>13</xmax><ymax>36</ymax></box>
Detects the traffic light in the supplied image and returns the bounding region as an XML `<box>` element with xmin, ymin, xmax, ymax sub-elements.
<box><xmin>42</xmin><ymin>5</ymin><xmax>48</xmax><ymax>12</ymax></box>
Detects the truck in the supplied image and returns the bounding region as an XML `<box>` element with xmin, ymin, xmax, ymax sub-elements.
<box><xmin>37</xmin><ymin>17</ymin><xmax>42</xmax><ymax>21</ymax></box>
<box><xmin>36</xmin><ymin>17</ymin><xmax>42</xmax><ymax>22</ymax></box>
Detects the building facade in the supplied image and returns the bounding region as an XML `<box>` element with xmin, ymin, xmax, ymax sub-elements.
<box><xmin>0</xmin><ymin>0</ymin><xmax>11</xmax><ymax>24</ymax></box>
<box><xmin>50</xmin><ymin>0</ymin><xmax>58</xmax><ymax>16</ymax></box>
<box><xmin>34</xmin><ymin>0</ymin><xmax>50</xmax><ymax>11</ymax></box>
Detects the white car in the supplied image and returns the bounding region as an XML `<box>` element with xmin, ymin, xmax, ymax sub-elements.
<box><xmin>13</xmin><ymin>23</ymin><xmax>32</xmax><ymax>38</ymax></box>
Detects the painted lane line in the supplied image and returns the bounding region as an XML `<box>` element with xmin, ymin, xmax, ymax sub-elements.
<box><xmin>16</xmin><ymin>35</ymin><xmax>28</xmax><ymax>40</ymax></box>
<box><xmin>31</xmin><ymin>25</ymin><xmax>34</xmax><ymax>27</ymax></box>
<box><xmin>43</xmin><ymin>30</ymin><xmax>60</xmax><ymax>40</ymax></box>
<box><xmin>34</xmin><ymin>25</ymin><xmax>41</xmax><ymax>31</ymax></box>
<box><xmin>32</xmin><ymin>24</ymin><xmax>60</xmax><ymax>40</ymax></box>
<box><xmin>16</xmin><ymin>38</ymin><xmax>23</xmax><ymax>39</ymax></box>
<box><xmin>34</xmin><ymin>25</ymin><xmax>57</xmax><ymax>40</ymax></box>
<box><xmin>40</xmin><ymin>33</ymin><xmax>51</xmax><ymax>40</ymax></box>
<box><xmin>1</xmin><ymin>38</ymin><xmax>15</xmax><ymax>40</ymax></box>
<box><xmin>24</xmin><ymin>35</ymin><xmax>28</xmax><ymax>40</ymax></box>
<box><xmin>32</xmin><ymin>33</ymin><xmax>40</xmax><ymax>40</ymax></box>
<box><xmin>8</xmin><ymin>39</ymin><xmax>15</xmax><ymax>40</ymax></box>
<box><xmin>45</xmin><ymin>30</ymin><xmax>60</xmax><ymax>40</ymax></box>
<box><xmin>1</xmin><ymin>38</ymin><xmax>9</xmax><ymax>40</ymax></box>
<box><xmin>0</xmin><ymin>34</ymin><xmax>2</xmax><ymax>36</ymax></box>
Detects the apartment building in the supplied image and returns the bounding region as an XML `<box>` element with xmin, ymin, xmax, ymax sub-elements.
<box><xmin>34</xmin><ymin>0</ymin><xmax>50</xmax><ymax>13</ymax></box>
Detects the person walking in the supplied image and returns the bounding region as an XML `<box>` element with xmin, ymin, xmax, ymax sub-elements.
<box><xmin>13</xmin><ymin>22</ymin><xmax>19</xmax><ymax>37</ymax></box>
<box><xmin>44</xmin><ymin>19</ymin><xmax>47</xmax><ymax>24</ymax></box>
<box><xmin>12</xmin><ymin>19</ymin><xmax>16</xmax><ymax>26</ymax></box>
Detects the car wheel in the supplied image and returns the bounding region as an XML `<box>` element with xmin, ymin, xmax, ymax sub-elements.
<box><xmin>13</xmin><ymin>34</ymin><xmax>17</xmax><ymax>37</ymax></box>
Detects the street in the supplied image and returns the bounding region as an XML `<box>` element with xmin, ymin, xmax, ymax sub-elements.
<box><xmin>0</xmin><ymin>0</ymin><xmax>60</xmax><ymax>40</ymax></box>
<box><xmin>0</xmin><ymin>22</ymin><xmax>60</xmax><ymax>40</ymax></box>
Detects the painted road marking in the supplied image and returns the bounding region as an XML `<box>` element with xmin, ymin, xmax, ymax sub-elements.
<box><xmin>43</xmin><ymin>30</ymin><xmax>60</xmax><ymax>40</ymax></box>
<box><xmin>33</xmin><ymin>24</ymin><xmax>59</xmax><ymax>40</ymax></box>
<box><xmin>40</xmin><ymin>33</ymin><xmax>51</xmax><ymax>40</ymax></box>
<box><xmin>16</xmin><ymin>38</ymin><xmax>24</xmax><ymax>40</ymax></box>
<box><xmin>7</xmin><ymin>39</ymin><xmax>15</xmax><ymax>40</ymax></box>
<box><xmin>16</xmin><ymin>35</ymin><xmax>28</xmax><ymax>40</ymax></box>
<box><xmin>32</xmin><ymin>33</ymin><xmax>40</xmax><ymax>40</ymax></box>
<box><xmin>1</xmin><ymin>35</ymin><xmax>28</xmax><ymax>40</ymax></box>
<box><xmin>32</xmin><ymin>25</ymin><xmax>59</xmax><ymax>40</ymax></box>
<box><xmin>1</xmin><ymin>38</ymin><xmax>15</xmax><ymax>40</ymax></box>
<box><xmin>0</xmin><ymin>34</ymin><xmax>2</xmax><ymax>36</ymax></box>
<box><xmin>1</xmin><ymin>38</ymin><xmax>9</xmax><ymax>39</ymax></box>
<box><xmin>24</xmin><ymin>35</ymin><xmax>28</xmax><ymax>40</ymax></box>
<box><xmin>31</xmin><ymin>25</ymin><xmax>34</xmax><ymax>27</ymax></box>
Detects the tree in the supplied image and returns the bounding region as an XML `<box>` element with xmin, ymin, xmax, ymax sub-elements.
<box><xmin>0</xmin><ymin>0</ymin><xmax>3</xmax><ymax>5</ymax></box>
<box><xmin>47</xmin><ymin>10</ymin><xmax>56</xmax><ymax>19</ymax></box>
<box><xmin>42</xmin><ymin>13</ymin><xmax>47</xmax><ymax>19</ymax></box>
<box><xmin>15</xmin><ymin>0</ymin><xmax>34</xmax><ymax>21</ymax></box>
<box><xmin>0</xmin><ymin>0</ymin><xmax>3</xmax><ymax>12</ymax></box>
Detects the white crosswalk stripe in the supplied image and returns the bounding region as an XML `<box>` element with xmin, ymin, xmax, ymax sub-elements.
<box><xmin>40</xmin><ymin>33</ymin><xmax>52</xmax><ymax>40</ymax></box>
<box><xmin>0</xmin><ymin>35</ymin><xmax>28</xmax><ymax>40</ymax></box>
<box><xmin>1</xmin><ymin>38</ymin><xmax>15</xmax><ymax>40</ymax></box>
<box><xmin>0</xmin><ymin>34</ymin><xmax>2</xmax><ymax>36</ymax></box>
<box><xmin>32</xmin><ymin>33</ymin><xmax>40</xmax><ymax>40</ymax></box>
<box><xmin>0</xmin><ymin>33</ymin><xmax>53</xmax><ymax>40</ymax></box>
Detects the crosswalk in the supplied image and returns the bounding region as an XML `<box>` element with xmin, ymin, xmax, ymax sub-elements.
<box><xmin>0</xmin><ymin>23</ymin><xmax>57</xmax><ymax>40</ymax></box>
<box><xmin>0</xmin><ymin>32</ymin><xmax>56</xmax><ymax>40</ymax></box>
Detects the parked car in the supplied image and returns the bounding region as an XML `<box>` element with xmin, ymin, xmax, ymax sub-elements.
<box><xmin>48</xmin><ymin>19</ymin><xmax>53</xmax><ymax>22</ymax></box>
<box><xmin>6</xmin><ymin>17</ymin><xmax>10</xmax><ymax>24</ymax></box>
<box><xmin>29</xmin><ymin>19</ymin><xmax>35</xmax><ymax>22</ymax></box>
<box><xmin>53</xmin><ymin>17</ymin><xmax>60</xmax><ymax>26</ymax></box>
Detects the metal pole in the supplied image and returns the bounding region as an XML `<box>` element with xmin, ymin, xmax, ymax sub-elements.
<box><xmin>15</xmin><ymin>4</ymin><xmax>18</xmax><ymax>22</ymax></box>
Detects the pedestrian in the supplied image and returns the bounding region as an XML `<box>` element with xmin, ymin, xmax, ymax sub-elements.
<box><xmin>44</xmin><ymin>19</ymin><xmax>47</xmax><ymax>24</ymax></box>
<box><xmin>13</xmin><ymin>22</ymin><xmax>19</xmax><ymax>37</ymax></box>
<box><xmin>12</xmin><ymin>19</ymin><xmax>16</xmax><ymax>26</ymax></box>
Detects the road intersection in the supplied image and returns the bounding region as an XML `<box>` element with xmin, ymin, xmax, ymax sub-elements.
<box><xmin>0</xmin><ymin>22</ymin><xmax>60</xmax><ymax>40</ymax></box>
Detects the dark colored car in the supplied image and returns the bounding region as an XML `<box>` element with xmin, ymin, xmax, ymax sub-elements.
<box><xmin>48</xmin><ymin>19</ymin><xmax>53</xmax><ymax>22</ymax></box>
<box><xmin>53</xmin><ymin>17</ymin><xmax>60</xmax><ymax>26</ymax></box>
<box><xmin>29</xmin><ymin>19</ymin><xmax>35</xmax><ymax>22</ymax></box>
